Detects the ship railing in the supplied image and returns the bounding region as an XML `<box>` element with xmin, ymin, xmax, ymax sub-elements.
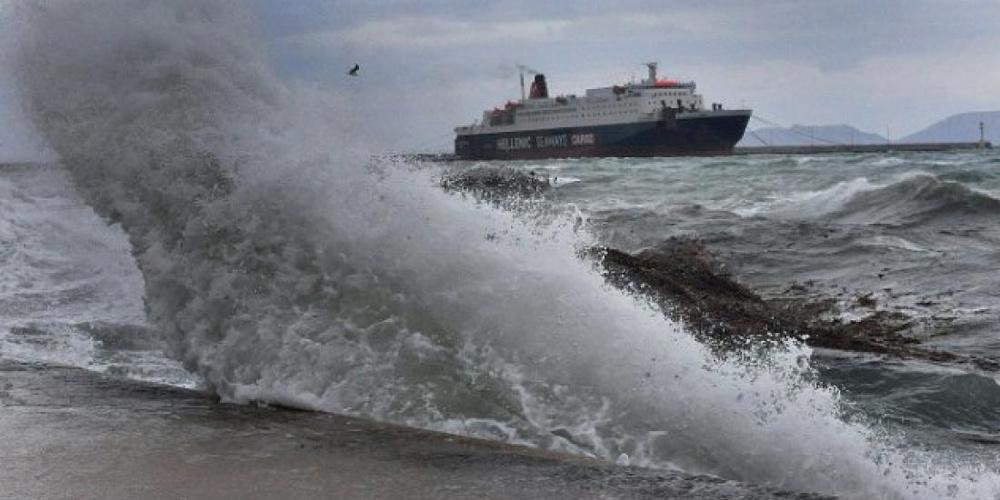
<box><xmin>630</xmin><ymin>80</ymin><xmax>696</xmax><ymax>89</ymax></box>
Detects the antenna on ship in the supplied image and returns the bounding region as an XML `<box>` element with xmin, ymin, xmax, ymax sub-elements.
<box><xmin>643</xmin><ymin>62</ymin><xmax>658</xmax><ymax>83</ymax></box>
<box><xmin>516</xmin><ymin>64</ymin><xmax>540</xmax><ymax>100</ymax></box>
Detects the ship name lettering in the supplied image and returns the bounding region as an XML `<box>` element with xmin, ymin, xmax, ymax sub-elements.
<box><xmin>497</xmin><ymin>136</ymin><xmax>532</xmax><ymax>151</ymax></box>
<box><xmin>571</xmin><ymin>133</ymin><xmax>595</xmax><ymax>146</ymax></box>
<box><xmin>535</xmin><ymin>134</ymin><xmax>568</xmax><ymax>148</ymax></box>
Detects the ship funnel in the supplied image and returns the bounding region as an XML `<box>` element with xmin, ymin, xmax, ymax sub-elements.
<box><xmin>529</xmin><ymin>74</ymin><xmax>549</xmax><ymax>99</ymax></box>
<box><xmin>645</xmin><ymin>62</ymin><xmax>658</xmax><ymax>83</ymax></box>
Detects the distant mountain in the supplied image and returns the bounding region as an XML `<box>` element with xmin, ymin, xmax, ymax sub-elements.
<box><xmin>900</xmin><ymin>111</ymin><xmax>1000</xmax><ymax>144</ymax></box>
<box><xmin>738</xmin><ymin>124</ymin><xmax>886</xmax><ymax>147</ymax></box>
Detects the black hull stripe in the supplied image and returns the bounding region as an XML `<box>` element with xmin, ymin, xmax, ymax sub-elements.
<box><xmin>455</xmin><ymin>114</ymin><xmax>750</xmax><ymax>160</ymax></box>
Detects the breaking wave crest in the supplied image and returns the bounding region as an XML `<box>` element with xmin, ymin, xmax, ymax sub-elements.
<box><xmin>831</xmin><ymin>173</ymin><xmax>1000</xmax><ymax>225</ymax></box>
<box><xmin>10</xmin><ymin>2</ymin><xmax>1000</xmax><ymax>498</ymax></box>
<box><xmin>742</xmin><ymin>172</ymin><xmax>1000</xmax><ymax>226</ymax></box>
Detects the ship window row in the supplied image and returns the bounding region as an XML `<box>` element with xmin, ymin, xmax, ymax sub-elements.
<box><xmin>581</xmin><ymin>108</ymin><xmax>638</xmax><ymax>116</ymax></box>
<box><xmin>520</xmin><ymin>108</ymin><xmax>577</xmax><ymax>116</ymax></box>
<box><xmin>521</xmin><ymin>108</ymin><xmax>643</xmax><ymax>123</ymax></box>
<box><xmin>522</xmin><ymin>102</ymin><xmax>639</xmax><ymax>118</ymax></box>
<box><xmin>580</xmin><ymin>103</ymin><xmax>638</xmax><ymax>110</ymax></box>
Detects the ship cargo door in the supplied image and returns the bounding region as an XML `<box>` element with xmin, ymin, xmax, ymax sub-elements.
<box><xmin>660</xmin><ymin>100</ymin><xmax>678</xmax><ymax>129</ymax></box>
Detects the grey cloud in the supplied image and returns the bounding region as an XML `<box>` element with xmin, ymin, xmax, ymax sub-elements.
<box><xmin>4</xmin><ymin>0</ymin><xmax>998</xmax><ymax>156</ymax></box>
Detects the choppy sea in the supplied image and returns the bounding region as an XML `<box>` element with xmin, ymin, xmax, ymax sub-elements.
<box><xmin>5</xmin><ymin>150</ymin><xmax>1000</xmax><ymax>498</ymax></box>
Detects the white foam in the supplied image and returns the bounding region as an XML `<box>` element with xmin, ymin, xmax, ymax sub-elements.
<box><xmin>734</xmin><ymin>177</ymin><xmax>877</xmax><ymax>217</ymax></box>
<box><xmin>553</xmin><ymin>176</ymin><xmax>582</xmax><ymax>186</ymax></box>
<box><xmin>871</xmin><ymin>157</ymin><xmax>906</xmax><ymax>167</ymax></box>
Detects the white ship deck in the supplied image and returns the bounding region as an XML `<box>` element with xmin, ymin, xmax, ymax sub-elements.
<box><xmin>455</xmin><ymin>62</ymin><xmax>745</xmax><ymax>137</ymax></box>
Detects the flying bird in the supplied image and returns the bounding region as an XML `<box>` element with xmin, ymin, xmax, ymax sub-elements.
<box><xmin>348</xmin><ymin>64</ymin><xmax>360</xmax><ymax>76</ymax></box>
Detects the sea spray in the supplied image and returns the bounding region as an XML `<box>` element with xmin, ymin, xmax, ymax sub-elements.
<box><xmin>10</xmin><ymin>1</ymin><xmax>1000</xmax><ymax>498</ymax></box>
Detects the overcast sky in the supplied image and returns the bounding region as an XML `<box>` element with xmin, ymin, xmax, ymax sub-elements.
<box><xmin>4</xmin><ymin>0</ymin><xmax>1000</xmax><ymax>159</ymax></box>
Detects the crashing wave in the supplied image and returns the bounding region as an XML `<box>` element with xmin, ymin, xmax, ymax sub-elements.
<box><xmin>831</xmin><ymin>174</ymin><xmax>1000</xmax><ymax>226</ymax></box>
<box><xmin>739</xmin><ymin>172</ymin><xmax>1000</xmax><ymax>227</ymax></box>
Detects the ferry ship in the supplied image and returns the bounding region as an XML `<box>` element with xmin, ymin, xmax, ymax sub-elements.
<box><xmin>454</xmin><ymin>63</ymin><xmax>751</xmax><ymax>160</ymax></box>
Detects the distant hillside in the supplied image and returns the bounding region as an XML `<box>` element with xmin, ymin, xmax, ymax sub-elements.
<box><xmin>900</xmin><ymin>111</ymin><xmax>1000</xmax><ymax>144</ymax></box>
<box><xmin>739</xmin><ymin>124</ymin><xmax>885</xmax><ymax>147</ymax></box>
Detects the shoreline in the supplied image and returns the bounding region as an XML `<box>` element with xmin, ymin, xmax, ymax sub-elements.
<box><xmin>0</xmin><ymin>360</ymin><xmax>831</xmax><ymax>499</ymax></box>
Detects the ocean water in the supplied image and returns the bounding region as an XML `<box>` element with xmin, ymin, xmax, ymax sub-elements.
<box><xmin>533</xmin><ymin>152</ymin><xmax>1000</xmax><ymax>355</ymax></box>
<box><xmin>3</xmin><ymin>1</ymin><xmax>1000</xmax><ymax>498</ymax></box>
<box><xmin>519</xmin><ymin>151</ymin><xmax>1000</xmax><ymax>449</ymax></box>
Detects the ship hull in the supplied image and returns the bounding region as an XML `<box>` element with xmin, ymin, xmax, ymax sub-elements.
<box><xmin>455</xmin><ymin>112</ymin><xmax>751</xmax><ymax>160</ymax></box>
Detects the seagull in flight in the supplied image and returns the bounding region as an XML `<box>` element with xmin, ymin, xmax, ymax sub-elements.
<box><xmin>348</xmin><ymin>64</ymin><xmax>360</xmax><ymax>76</ymax></box>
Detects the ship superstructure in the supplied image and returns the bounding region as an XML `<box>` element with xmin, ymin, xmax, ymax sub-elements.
<box><xmin>454</xmin><ymin>63</ymin><xmax>751</xmax><ymax>160</ymax></box>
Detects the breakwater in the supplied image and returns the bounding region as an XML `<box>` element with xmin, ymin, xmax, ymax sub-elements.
<box><xmin>735</xmin><ymin>141</ymin><xmax>991</xmax><ymax>155</ymax></box>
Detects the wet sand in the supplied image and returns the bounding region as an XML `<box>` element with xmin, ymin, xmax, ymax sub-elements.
<box><xmin>0</xmin><ymin>361</ymin><xmax>831</xmax><ymax>499</ymax></box>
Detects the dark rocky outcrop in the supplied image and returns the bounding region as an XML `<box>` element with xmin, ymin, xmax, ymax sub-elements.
<box><xmin>596</xmin><ymin>237</ymin><xmax>999</xmax><ymax>371</ymax></box>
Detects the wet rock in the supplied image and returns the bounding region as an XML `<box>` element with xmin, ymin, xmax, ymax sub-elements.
<box><xmin>856</xmin><ymin>293</ymin><xmax>877</xmax><ymax>308</ymax></box>
<box><xmin>441</xmin><ymin>166</ymin><xmax>550</xmax><ymax>200</ymax></box>
<box><xmin>596</xmin><ymin>237</ymin><xmax>1000</xmax><ymax>370</ymax></box>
